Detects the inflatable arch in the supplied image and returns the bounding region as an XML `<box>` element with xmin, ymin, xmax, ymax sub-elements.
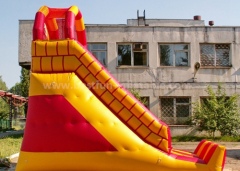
<box><xmin>16</xmin><ymin>6</ymin><xmax>226</xmax><ymax>171</ymax></box>
<box><xmin>33</xmin><ymin>5</ymin><xmax>87</xmax><ymax>47</ymax></box>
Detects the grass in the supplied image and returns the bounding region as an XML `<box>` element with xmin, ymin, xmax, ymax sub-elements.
<box><xmin>172</xmin><ymin>135</ymin><xmax>240</xmax><ymax>142</ymax></box>
<box><xmin>0</xmin><ymin>133</ymin><xmax>239</xmax><ymax>158</ymax></box>
<box><xmin>0</xmin><ymin>134</ymin><xmax>23</xmax><ymax>158</ymax></box>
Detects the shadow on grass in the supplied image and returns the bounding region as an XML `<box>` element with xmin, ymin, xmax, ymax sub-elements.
<box><xmin>0</xmin><ymin>131</ymin><xmax>24</xmax><ymax>139</ymax></box>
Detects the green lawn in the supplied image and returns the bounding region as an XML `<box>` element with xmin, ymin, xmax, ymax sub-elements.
<box><xmin>172</xmin><ymin>135</ymin><xmax>240</xmax><ymax>142</ymax></box>
<box><xmin>0</xmin><ymin>134</ymin><xmax>23</xmax><ymax>158</ymax></box>
<box><xmin>0</xmin><ymin>133</ymin><xmax>240</xmax><ymax>158</ymax></box>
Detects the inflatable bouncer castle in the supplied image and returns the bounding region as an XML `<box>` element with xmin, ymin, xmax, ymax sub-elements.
<box><xmin>16</xmin><ymin>6</ymin><xmax>226</xmax><ymax>171</ymax></box>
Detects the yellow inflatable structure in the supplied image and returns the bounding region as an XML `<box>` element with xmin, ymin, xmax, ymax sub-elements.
<box><xmin>16</xmin><ymin>6</ymin><xmax>226</xmax><ymax>171</ymax></box>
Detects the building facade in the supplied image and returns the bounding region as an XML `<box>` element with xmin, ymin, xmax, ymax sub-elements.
<box><xmin>19</xmin><ymin>16</ymin><xmax>240</xmax><ymax>135</ymax></box>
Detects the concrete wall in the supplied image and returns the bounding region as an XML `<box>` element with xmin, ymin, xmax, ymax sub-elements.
<box><xmin>19</xmin><ymin>20</ymin><xmax>32</xmax><ymax>67</ymax></box>
<box><xmin>18</xmin><ymin>20</ymin><xmax>240</xmax><ymax>136</ymax></box>
<box><xmin>85</xmin><ymin>25</ymin><xmax>240</xmax><ymax>117</ymax></box>
<box><xmin>127</xmin><ymin>19</ymin><xmax>205</xmax><ymax>27</ymax></box>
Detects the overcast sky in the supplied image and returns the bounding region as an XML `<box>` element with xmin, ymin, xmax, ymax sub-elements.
<box><xmin>1</xmin><ymin>0</ymin><xmax>240</xmax><ymax>88</ymax></box>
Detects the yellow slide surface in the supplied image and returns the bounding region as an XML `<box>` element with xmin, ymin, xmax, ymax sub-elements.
<box><xmin>16</xmin><ymin>6</ymin><xmax>226</xmax><ymax>171</ymax></box>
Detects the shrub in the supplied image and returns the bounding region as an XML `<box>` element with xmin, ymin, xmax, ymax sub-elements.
<box><xmin>192</xmin><ymin>84</ymin><xmax>240</xmax><ymax>138</ymax></box>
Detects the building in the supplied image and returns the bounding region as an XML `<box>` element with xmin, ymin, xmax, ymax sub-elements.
<box><xmin>18</xmin><ymin>14</ymin><xmax>240</xmax><ymax>136</ymax></box>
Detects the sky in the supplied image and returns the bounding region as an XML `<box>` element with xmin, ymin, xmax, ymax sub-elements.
<box><xmin>1</xmin><ymin>0</ymin><xmax>240</xmax><ymax>88</ymax></box>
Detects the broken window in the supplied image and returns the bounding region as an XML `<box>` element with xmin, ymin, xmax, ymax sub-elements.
<box><xmin>159</xmin><ymin>44</ymin><xmax>189</xmax><ymax>66</ymax></box>
<box><xmin>200</xmin><ymin>44</ymin><xmax>231</xmax><ymax>67</ymax></box>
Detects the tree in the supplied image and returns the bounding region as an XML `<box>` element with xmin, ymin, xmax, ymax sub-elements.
<box><xmin>9</xmin><ymin>82</ymin><xmax>25</xmax><ymax>118</ymax></box>
<box><xmin>192</xmin><ymin>84</ymin><xmax>240</xmax><ymax>138</ymax></box>
<box><xmin>0</xmin><ymin>76</ymin><xmax>9</xmax><ymax>119</ymax></box>
<box><xmin>19</xmin><ymin>68</ymin><xmax>30</xmax><ymax>117</ymax></box>
<box><xmin>9</xmin><ymin>68</ymin><xmax>30</xmax><ymax>97</ymax></box>
<box><xmin>19</xmin><ymin>68</ymin><xmax>30</xmax><ymax>97</ymax></box>
<box><xmin>9</xmin><ymin>68</ymin><xmax>30</xmax><ymax>118</ymax></box>
<box><xmin>9</xmin><ymin>82</ymin><xmax>21</xmax><ymax>95</ymax></box>
<box><xmin>0</xmin><ymin>76</ymin><xmax>8</xmax><ymax>91</ymax></box>
<box><xmin>160</xmin><ymin>45</ymin><xmax>171</xmax><ymax>66</ymax></box>
<box><xmin>118</xmin><ymin>45</ymin><xmax>131</xmax><ymax>65</ymax></box>
<box><xmin>129</xmin><ymin>88</ymin><xmax>148</xmax><ymax>107</ymax></box>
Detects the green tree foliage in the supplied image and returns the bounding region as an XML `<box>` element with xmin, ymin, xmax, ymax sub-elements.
<box><xmin>0</xmin><ymin>76</ymin><xmax>9</xmax><ymax>119</ymax></box>
<box><xmin>9</xmin><ymin>82</ymin><xmax>21</xmax><ymax>95</ymax></box>
<box><xmin>9</xmin><ymin>82</ymin><xmax>25</xmax><ymax>118</ymax></box>
<box><xmin>19</xmin><ymin>68</ymin><xmax>30</xmax><ymax>117</ymax></box>
<box><xmin>118</xmin><ymin>45</ymin><xmax>131</xmax><ymax>65</ymax></box>
<box><xmin>160</xmin><ymin>45</ymin><xmax>171</xmax><ymax>66</ymax></box>
<box><xmin>192</xmin><ymin>84</ymin><xmax>240</xmax><ymax>138</ymax></box>
<box><xmin>19</xmin><ymin>68</ymin><xmax>30</xmax><ymax>97</ymax></box>
<box><xmin>9</xmin><ymin>68</ymin><xmax>30</xmax><ymax>118</ymax></box>
<box><xmin>129</xmin><ymin>88</ymin><xmax>148</xmax><ymax>107</ymax></box>
<box><xmin>0</xmin><ymin>76</ymin><xmax>8</xmax><ymax>90</ymax></box>
<box><xmin>10</xmin><ymin>68</ymin><xmax>30</xmax><ymax>97</ymax></box>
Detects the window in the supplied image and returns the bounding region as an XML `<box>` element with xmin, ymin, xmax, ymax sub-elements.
<box><xmin>160</xmin><ymin>97</ymin><xmax>191</xmax><ymax>125</ymax></box>
<box><xmin>159</xmin><ymin>44</ymin><xmax>189</xmax><ymax>66</ymax></box>
<box><xmin>117</xmin><ymin>43</ymin><xmax>148</xmax><ymax>66</ymax></box>
<box><xmin>88</xmin><ymin>43</ymin><xmax>107</xmax><ymax>66</ymax></box>
<box><xmin>200</xmin><ymin>44</ymin><xmax>231</xmax><ymax>67</ymax></box>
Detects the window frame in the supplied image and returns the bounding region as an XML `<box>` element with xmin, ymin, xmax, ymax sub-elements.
<box><xmin>117</xmin><ymin>42</ymin><xmax>149</xmax><ymax>67</ymax></box>
<box><xmin>159</xmin><ymin>43</ymin><xmax>190</xmax><ymax>67</ymax></box>
<box><xmin>159</xmin><ymin>97</ymin><xmax>191</xmax><ymax>125</ymax></box>
<box><xmin>87</xmin><ymin>43</ymin><xmax>107</xmax><ymax>66</ymax></box>
<box><xmin>200</xmin><ymin>43</ymin><xmax>231</xmax><ymax>68</ymax></box>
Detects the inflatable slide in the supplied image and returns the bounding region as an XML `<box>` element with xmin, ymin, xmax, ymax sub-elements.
<box><xmin>16</xmin><ymin>6</ymin><xmax>226</xmax><ymax>171</ymax></box>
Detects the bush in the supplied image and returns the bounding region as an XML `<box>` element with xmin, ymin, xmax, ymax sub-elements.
<box><xmin>0</xmin><ymin>158</ymin><xmax>10</xmax><ymax>168</ymax></box>
<box><xmin>192</xmin><ymin>84</ymin><xmax>240</xmax><ymax>138</ymax></box>
<box><xmin>172</xmin><ymin>135</ymin><xmax>240</xmax><ymax>142</ymax></box>
<box><xmin>129</xmin><ymin>88</ymin><xmax>148</xmax><ymax>106</ymax></box>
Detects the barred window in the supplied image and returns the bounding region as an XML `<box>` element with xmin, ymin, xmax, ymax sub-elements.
<box><xmin>159</xmin><ymin>44</ymin><xmax>189</xmax><ymax>66</ymax></box>
<box><xmin>200</xmin><ymin>44</ymin><xmax>231</xmax><ymax>67</ymax></box>
<box><xmin>88</xmin><ymin>43</ymin><xmax>107</xmax><ymax>66</ymax></box>
<box><xmin>117</xmin><ymin>43</ymin><xmax>148</xmax><ymax>66</ymax></box>
<box><xmin>160</xmin><ymin>97</ymin><xmax>191</xmax><ymax>125</ymax></box>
